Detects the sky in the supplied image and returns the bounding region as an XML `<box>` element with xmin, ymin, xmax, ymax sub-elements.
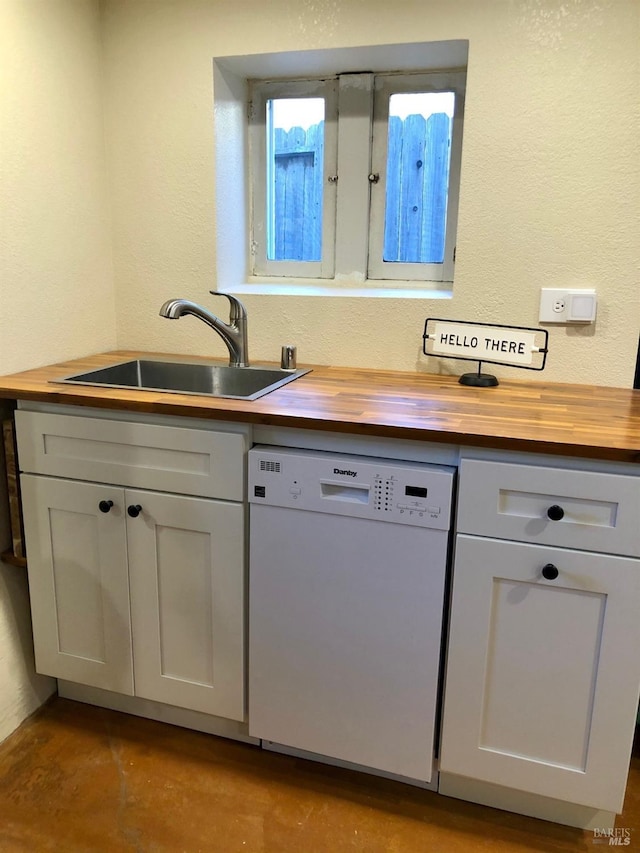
<box><xmin>271</xmin><ymin>92</ymin><xmax>455</xmax><ymax>131</ymax></box>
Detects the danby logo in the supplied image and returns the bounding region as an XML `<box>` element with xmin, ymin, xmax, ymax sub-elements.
<box><xmin>334</xmin><ymin>467</ymin><xmax>357</xmax><ymax>477</ymax></box>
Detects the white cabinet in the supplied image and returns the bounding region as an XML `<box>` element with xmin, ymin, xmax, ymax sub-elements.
<box><xmin>127</xmin><ymin>488</ymin><xmax>244</xmax><ymax>720</ymax></box>
<box><xmin>440</xmin><ymin>535</ymin><xmax>640</xmax><ymax>811</ymax></box>
<box><xmin>440</xmin><ymin>456</ymin><xmax>640</xmax><ymax>824</ymax></box>
<box><xmin>20</xmin><ymin>476</ymin><xmax>133</xmax><ymax>695</ymax></box>
<box><xmin>17</xmin><ymin>410</ymin><xmax>249</xmax><ymax>723</ymax></box>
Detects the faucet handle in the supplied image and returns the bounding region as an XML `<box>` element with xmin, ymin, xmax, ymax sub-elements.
<box><xmin>209</xmin><ymin>291</ymin><xmax>247</xmax><ymax>323</ymax></box>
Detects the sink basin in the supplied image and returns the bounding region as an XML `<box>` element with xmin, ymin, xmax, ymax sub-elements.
<box><xmin>54</xmin><ymin>359</ymin><xmax>311</xmax><ymax>400</ymax></box>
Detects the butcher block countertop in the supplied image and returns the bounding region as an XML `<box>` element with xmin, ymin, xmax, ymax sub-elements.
<box><xmin>0</xmin><ymin>350</ymin><xmax>639</xmax><ymax>463</ymax></box>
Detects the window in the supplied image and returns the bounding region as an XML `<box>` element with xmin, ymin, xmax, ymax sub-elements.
<box><xmin>249</xmin><ymin>69</ymin><xmax>465</xmax><ymax>286</ymax></box>
<box><xmin>250</xmin><ymin>78</ymin><xmax>338</xmax><ymax>279</ymax></box>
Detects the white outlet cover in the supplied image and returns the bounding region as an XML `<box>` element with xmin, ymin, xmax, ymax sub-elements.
<box><xmin>539</xmin><ymin>288</ymin><xmax>596</xmax><ymax>324</ymax></box>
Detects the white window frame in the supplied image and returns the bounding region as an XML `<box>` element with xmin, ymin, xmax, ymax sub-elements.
<box><xmin>249</xmin><ymin>78</ymin><xmax>338</xmax><ymax>279</ymax></box>
<box><xmin>367</xmin><ymin>71</ymin><xmax>466</xmax><ymax>283</ymax></box>
<box><xmin>249</xmin><ymin>69</ymin><xmax>465</xmax><ymax>287</ymax></box>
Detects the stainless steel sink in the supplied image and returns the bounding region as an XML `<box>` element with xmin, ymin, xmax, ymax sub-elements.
<box><xmin>54</xmin><ymin>359</ymin><xmax>311</xmax><ymax>400</ymax></box>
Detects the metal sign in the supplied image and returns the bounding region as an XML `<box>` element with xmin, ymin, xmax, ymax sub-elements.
<box><xmin>423</xmin><ymin>318</ymin><xmax>549</xmax><ymax>387</ymax></box>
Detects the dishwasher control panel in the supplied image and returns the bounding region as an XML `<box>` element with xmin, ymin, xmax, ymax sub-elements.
<box><xmin>249</xmin><ymin>446</ymin><xmax>455</xmax><ymax>530</ymax></box>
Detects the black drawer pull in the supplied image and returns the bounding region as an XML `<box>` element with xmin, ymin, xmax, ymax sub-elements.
<box><xmin>98</xmin><ymin>500</ymin><xmax>114</xmax><ymax>514</ymax></box>
<box><xmin>542</xmin><ymin>563</ymin><xmax>559</xmax><ymax>580</ymax></box>
<box><xmin>127</xmin><ymin>504</ymin><xmax>143</xmax><ymax>518</ymax></box>
<box><xmin>547</xmin><ymin>504</ymin><xmax>565</xmax><ymax>521</ymax></box>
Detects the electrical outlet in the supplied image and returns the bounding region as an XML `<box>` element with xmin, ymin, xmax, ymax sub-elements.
<box><xmin>539</xmin><ymin>288</ymin><xmax>597</xmax><ymax>324</ymax></box>
<box><xmin>540</xmin><ymin>289</ymin><xmax>570</xmax><ymax>322</ymax></box>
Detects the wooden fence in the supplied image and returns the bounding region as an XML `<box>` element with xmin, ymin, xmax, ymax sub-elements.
<box><xmin>384</xmin><ymin>112</ymin><xmax>451</xmax><ymax>264</ymax></box>
<box><xmin>270</xmin><ymin>124</ymin><xmax>324</xmax><ymax>262</ymax></box>
<box><xmin>270</xmin><ymin>113</ymin><xmax>451</xmax><ymax>264</ymax></box>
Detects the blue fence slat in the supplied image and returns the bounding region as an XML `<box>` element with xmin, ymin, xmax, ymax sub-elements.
<box><xmin>400</xmin><ymin>113</ymin><xmax>426</xmax><ymax>262</ymax></box>
<box><xmin>384</xmin><ymin>116</ymin><xmax>402</xmax><ymax>261</ymax></box>
<box><xmin>301</xmin><ymin>122</ymin><xmax>323</xmax><ymax>261</ymax></box>
<box><xmin>420</xmin><ymin>112</ymin><xmax>450</xmax><ymax>263</ymax></box>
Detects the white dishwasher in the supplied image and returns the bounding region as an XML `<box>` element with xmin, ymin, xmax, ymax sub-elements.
<box><xmin>248</xmin><ymin>446</ymin><xmax>454</xmax><ymax>786</ymax></box>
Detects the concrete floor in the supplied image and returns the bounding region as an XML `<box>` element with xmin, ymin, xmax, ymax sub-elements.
<box><xmin>0</xmin><ymin>698</ymin><xmax>638</xmax><ymax>852</ymax></box>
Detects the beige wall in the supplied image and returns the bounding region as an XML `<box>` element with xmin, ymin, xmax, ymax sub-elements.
<box><xmin>0</xmin><ymin>0</ymin><xmax>117</xmax><ymax>740</ymax></box>
<box><xmin>104</xmin><ymin>0</ymin><xmax>640</xmax><ymax>386</ymax></box>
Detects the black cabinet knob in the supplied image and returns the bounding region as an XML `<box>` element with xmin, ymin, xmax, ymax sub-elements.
<box><xmin>127</xmin><ymin>504</ymin><xmax>142</xmax><ymax>518</ymax></box>
<box><xmin>98</xmin><ymin>500</ymin><xmax>114</xmax><ymax>514</ymax></box>
<box><xmin>547</xmin><ymin>504</ymin><xmax>565</xmax><ymax>521</ymax></box>
<box><xmin>542</xmin><ymin>563</ymin><xmax>559</xmax><ymax>580</ymax></box>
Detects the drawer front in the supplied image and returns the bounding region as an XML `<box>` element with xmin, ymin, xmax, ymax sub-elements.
<box><xmin>15</xmin><ymin>411</ymin><xmax>248</xmax><ymax>501</ymax></box>
<box><xmin>457</xmin><ymin>459</ymin><xmax>640</xmax><ymax>557</ymax></box>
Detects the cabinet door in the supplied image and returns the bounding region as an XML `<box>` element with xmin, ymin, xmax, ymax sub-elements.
<box><xmin>20</xmin><ymin>475</ymin><xmax>134</xmax><ymax>694</ymax></box>
<box><xmin>440</xmin><ymin>535</ymin><xmax>640</xmax><ymax>813</ymax></box>
<box><xmin>126</xmin><ymin>489</ymin><xmax>245</xmax><ymax>721</ymax></box>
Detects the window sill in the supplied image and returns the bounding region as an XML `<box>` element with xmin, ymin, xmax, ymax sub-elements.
<box><xmin>225</xmin><ymin>278</ymin><xmax>453</xmax><ymax>300</ymax></box>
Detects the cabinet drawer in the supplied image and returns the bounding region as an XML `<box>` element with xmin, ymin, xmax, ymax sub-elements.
<box><xmin>457</xmin><ymin>459</ymin><xmax>640</xmax><ymax>557</ymax></box>
<box><xmin>15</xmin><ymin>411</ymin><xmax>248</xmax><ymax>501</ymax></box>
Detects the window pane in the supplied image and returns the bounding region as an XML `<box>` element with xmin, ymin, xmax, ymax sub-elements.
<box><xmin>383</xmin><ymin>92</ymin><xmax>454</xmax><ymax>264</ymax></box>
<box><xmin>266</xmin><ymin>98</ymin><xmax>325</xmax><ymax>262</ymax></box>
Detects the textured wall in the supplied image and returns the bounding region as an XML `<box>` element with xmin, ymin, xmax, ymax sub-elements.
<box><xmin>0</xmin><ymin>0</ymin><xmax>117</xmax><ymax>741</ymax></box>
<box><xmin>104</xmin><ymin>0</ymin><xmax>640</xmax><ymax>386</ymax></box>
<box><xmin>1</xmin><ymin>0</ymin><xmax>117</xmax><ymax>374</ymax></box>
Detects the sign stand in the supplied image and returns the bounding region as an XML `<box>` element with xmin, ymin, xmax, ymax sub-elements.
<box><xmin>423</xmin><ymin>319</ymin><xmax>549</xmax><ymax>387</ymax></box>
<box><xmin>459</xmin><ymin>362</ymin><xmax>499</xmax><ymax>387</ymax></box>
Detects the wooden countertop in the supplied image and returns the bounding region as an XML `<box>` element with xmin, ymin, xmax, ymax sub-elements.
<box><xmin>0</xmin><ymin>350</ymin><xmax>638</xmax><ymax>463</ymax></box>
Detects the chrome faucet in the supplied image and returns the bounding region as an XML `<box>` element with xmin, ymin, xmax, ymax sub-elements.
<box><xmin>159</xmin><ymin>291</ymin><xmax>249</xmax><ymax>367</ymax></box>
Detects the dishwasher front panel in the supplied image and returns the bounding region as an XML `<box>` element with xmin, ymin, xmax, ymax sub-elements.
<box><xmin>248</xmin><ymin>445</ymin><xmax>454</xmax><ymax>530</ymax></box>
<box><xmin>248</xmin><ymin>503</ymin><xmax>450</xmax><ymax>784</ymax></box>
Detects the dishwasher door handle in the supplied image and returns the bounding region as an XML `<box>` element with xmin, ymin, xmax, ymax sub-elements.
<box><xmin>319</xmin><ymin>480</ymin><xmax>371</xmax><ymax>504</ymax></box>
